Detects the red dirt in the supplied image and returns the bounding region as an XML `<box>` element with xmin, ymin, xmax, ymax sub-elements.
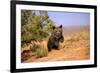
<box><xmin>23</xmin><ymin>39</ymin><xmax>90</xmax><ymax>63</ymax></box>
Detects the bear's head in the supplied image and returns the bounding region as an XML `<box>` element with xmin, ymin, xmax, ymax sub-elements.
<box><xmin>51</xmin><ymin>25</ymin><xmax>63</xmax><ymax>40</ymax></box>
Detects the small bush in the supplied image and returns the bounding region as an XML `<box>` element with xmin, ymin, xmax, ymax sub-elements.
<box><xmin>68</xmin><ymin>31</ymin><xmax>89</xmax><ymax>42</ymax></box>
<box><xmin>30</xmin><ymin>41</ymin><xmax>48</xmax><ymax>58</ymax></box>
<box><xmin>36</xmin><ymin>47</ymin><xmax>48</xmax><ymax>58</ymax></box>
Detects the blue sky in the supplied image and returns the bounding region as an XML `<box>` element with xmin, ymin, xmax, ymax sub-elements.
<box><xmin>48</xmin><ymin>11</ymin><xmax>90</xmax><ymax>26</ymax></box>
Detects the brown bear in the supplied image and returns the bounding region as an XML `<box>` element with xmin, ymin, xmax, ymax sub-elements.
<box><xmin>47</xmin><ymin>25</ymin><xmax>64</xmax><ymax>51</ymax></box>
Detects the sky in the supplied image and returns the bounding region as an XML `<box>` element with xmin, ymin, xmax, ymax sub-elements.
<box><xmin>48</xmin><ymin>11</ymin><xmax>90</xmax><ymax>27</ymax></box>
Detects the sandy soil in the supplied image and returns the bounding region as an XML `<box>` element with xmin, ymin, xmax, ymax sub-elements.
<box><xmin>22</xmin><ymin>34</ymin><xmax>90</xmax><ymax>63</ymax></box>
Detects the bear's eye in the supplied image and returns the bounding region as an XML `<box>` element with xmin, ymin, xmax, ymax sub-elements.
<box><xmin>56</xmin><ymin>30</ymin><xmax>61</xmax><ymax>34</ymax></box>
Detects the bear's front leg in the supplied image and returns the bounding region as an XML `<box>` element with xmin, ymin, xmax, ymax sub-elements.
<box><xmin>59</xmin><ymin>35</ymin><xmax>64</xmax><ymax>43</ymax></box>
<box><xmin>54</xmin><ymin>41</ymin><xmax>59</xmax><ymax>50</ymax></box>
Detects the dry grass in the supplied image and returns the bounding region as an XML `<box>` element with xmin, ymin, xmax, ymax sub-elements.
<box><xmin>21</xmin><ymin>31</ymin><xmax>90</xmax><ymax>63</ymax></box>
<box><xmin>21</xmin><ymin>40</ymin><xmax>48</xmax><ymax>62</ymax></box>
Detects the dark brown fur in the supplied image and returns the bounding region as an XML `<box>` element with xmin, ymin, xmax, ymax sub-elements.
<box><xmin>47</xmin><ymin>25</ymin><xmax>64</xmax><ymax>51</ymax></box>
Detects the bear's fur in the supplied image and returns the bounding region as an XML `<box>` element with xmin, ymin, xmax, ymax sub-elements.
<box><xmin>47</xmin><ymin>25</ymin><xmax>64</xmax><ymax>51</ymax></box>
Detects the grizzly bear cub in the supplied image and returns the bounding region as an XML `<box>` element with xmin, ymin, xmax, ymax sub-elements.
<box><xmin>47</xmin><ymin>25</ymin><xmax>64</xmax><ymax>51</ymax></box>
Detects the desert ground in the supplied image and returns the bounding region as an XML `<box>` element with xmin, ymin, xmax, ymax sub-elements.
<box><xmin>21</xmin><ymin>26</ymin><xmax>90</xmax><ymax>63</ymax></box>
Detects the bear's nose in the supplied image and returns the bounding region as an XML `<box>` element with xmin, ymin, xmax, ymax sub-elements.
<box><xmin>57</xmin><ymin>31</ymin><xmax>60</xmax><ymax>34</ymax></box>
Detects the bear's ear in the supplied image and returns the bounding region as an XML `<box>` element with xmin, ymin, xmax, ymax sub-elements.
<box><xmin>52</xmin><ymin>26</ymin><xmax>55</xmax><ymax>30</ymax></box>
<box><xmin>59</xmin><ymin>25</ymin><xmax>62</xmax><ymax>28</ymax></box>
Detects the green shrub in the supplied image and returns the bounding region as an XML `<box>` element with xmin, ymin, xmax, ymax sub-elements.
<box><xmin>21</xmin><ymin>10</ymin><xmax>55</xmax><ymax>47</ymax></box>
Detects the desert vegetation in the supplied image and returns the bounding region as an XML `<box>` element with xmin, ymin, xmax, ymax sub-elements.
<box><xmin>21</xmin><ymin>10</ymin><xmax>90</xmax><ymax>63</ymax></box>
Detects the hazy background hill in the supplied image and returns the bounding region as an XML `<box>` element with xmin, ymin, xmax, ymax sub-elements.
<box><xmin>63</xmin><ymin>25</ymin><xmax>90</xmax><ymax>36</ymax></box>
